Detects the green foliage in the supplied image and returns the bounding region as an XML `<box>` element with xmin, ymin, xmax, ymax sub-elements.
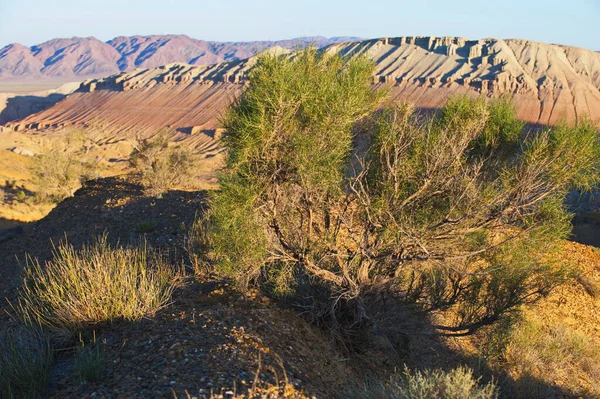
<box><xmin>17</xmin><ymin>234</ymin><xmax>179</xmax><ymax>333</ymax></box>
<box><xmin>184</xmin><ymin>212</ymin><xmax>212</xmax><ymax>275</ymax></box>
<box><xmin>208</xmin><ymin>175</ymin><xmax>267</xmax><ymax>285</ymax></box>
<box><xmin>211</xmin><ymin>47</ymin><xmax>382</xmax><ymax>287</ymax></box>
<box><xmin>221</xmin><ymin>47</ymin><xmax>382</xmax><ymax>192</ymax></box>
<box><xmin>0</xmin><ymin>327</ymin><xmax>52</xmax><ymax>398</ymax></box>
<box><xmin>75</xmin><ymin>336</ymin><xmax>107</xmax><ymax>383</ymax></box>
<box><xmin>135</xmin><ymin>221</ymin><xmax>157</xmax><ymax>233</ymax></box>
<box><xmin>474</xmin><ymin>96</ymin><xmax>524</xmax><ymax>154</ymax></box>
<box><xmin>364</xmin><ymin>366</ymin><xmax>497</xmax><ymax>399</ymax></box>
<box><xmin>206</xmin><ymin>45</ymin><xmax>600</xmax><ymax>336</ymax></box>
<box><xmin>15</xmin><ymin>190</ymin><xmax>27</xmax><ymax>202</ymax></box>
<box><xmin>129</xmin><ymin>130</ymin><xmax>195</xmax><ymax>196</ymax></box>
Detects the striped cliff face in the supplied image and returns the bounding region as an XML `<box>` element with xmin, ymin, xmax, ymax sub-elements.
<box><xmin>6</xmin><ymin>36</ymin><xmax>600</xmax><ymax>138</ymax></box>
<box><xmin>326</xmin><ymin>37</ymin><xmax>600</xmax><ymax>126</ymax></box>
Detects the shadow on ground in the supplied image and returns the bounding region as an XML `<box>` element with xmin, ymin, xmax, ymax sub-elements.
<box><xmin>0</xmin><ymin>176</ymin><xmax>580</xmax><ymax>398</ymax></box>
<box><xmin>0</xmin><ymin>93</ymin><xmax>67</xmax><ymax>125</ymax></box>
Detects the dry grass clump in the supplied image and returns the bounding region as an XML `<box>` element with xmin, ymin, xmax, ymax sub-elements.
<box><xmin>362</xmin><ymin>366</ymin><xmax>497</xmax><ymax>399</ymax></box>
<box><xmin>484</xmin><ymin>315</ymin><xmax>600</xmax><ymax>398</ymax></box>
<box><xmin>0</xmin><ymin>326</ymin><xmax>52</xmax><ymax>398</ymax></box>
<box><xmin>17</xmin><ymin>234</ymin><xmax>180</xmax><ymax>332</ymax></box>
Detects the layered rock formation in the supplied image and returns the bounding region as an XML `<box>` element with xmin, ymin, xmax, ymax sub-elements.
<box><xmin>6</xmin><ymin>36</ymin><xmax>600</xmax><ymax>137</ymax></box>
<box><xmin>330</xmin><ymin>37</ymin><xmax>600</xmax><ymax>125</ymax></box>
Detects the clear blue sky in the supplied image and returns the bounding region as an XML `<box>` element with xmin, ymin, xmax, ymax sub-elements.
<box><xmin>0</xmin><ymin>0</ymin><xmax>599</xmax><ymax>50</ymax></box>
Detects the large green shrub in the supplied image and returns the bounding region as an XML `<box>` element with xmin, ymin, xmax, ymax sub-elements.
<box><xmin>207</xmin><ymin>47</ymin><xmax>600</xmax><ymax>336</ymax></box>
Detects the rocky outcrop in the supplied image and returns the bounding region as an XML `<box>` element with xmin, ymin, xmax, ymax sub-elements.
<box><xmin>328</xmin><ymin>37</ymin><xmax>600</xmax><ymax>125</ymax></box>
<box><xmin>10</xmin><ymin>147</ymin><xmax>34</xmax><ymax>156</ymax></box>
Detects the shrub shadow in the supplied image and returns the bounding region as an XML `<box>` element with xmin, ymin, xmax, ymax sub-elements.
<box><xmin>0</xmin><ymin>176</ymin><xmax>584</xmax><ymax>398</ymax></box>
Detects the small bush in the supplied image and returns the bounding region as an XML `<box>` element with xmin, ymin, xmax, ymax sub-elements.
<box><xmin>0</xmin><ymin>327</ymin><xmax>52</xmax><ymax>398</ymax></box>
<box><xmin>15</xmin><ymin>190</ymin><xmax>27</xmax><ymax>202</ymax></box>
<box><xmin>129</xmin><ymin>131</ymin><xmax>195</xmax><ymax>196</ymax></box>
<box><xmin>364</xmin><ymin>366</ymin><xmax>497</xmax><ymax>399</ymax></box>
<box><xmin>75</xmin><ymin>340</ymin><xmax>107</xmax><ymax>383</ymax></box>
<box><xmin>17</xmin><ymin>234</ymin><xmax>179</xmax><ymax>332</ymax></box>
<box><xmin>184</xmin><ymin>212</ymin><xmax>211</xmax><ymax>275</ymax></box>
<box><xmin>31</xmin><ymin>151</ymin><xmax>98</xmax><ymax>203</ymax></box>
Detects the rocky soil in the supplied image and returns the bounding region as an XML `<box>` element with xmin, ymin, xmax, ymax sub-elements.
<box><xmin>1</xmin><ymin>176</ymin><xmax>600</xmax><ymax>398</ymax></box>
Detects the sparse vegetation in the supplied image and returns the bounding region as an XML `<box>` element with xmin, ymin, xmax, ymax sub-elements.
<box><xmin>129</xmin><ymin>130</ymin><xmax>195</xmax><ymax>196</ymax></box>
<box><xmin>205</xmin><ymin>47</ymin><xmax>600</xmax><ymax>341</ymax></box>
<box><xmin>31</xmin><ymin>151</ymin><xmax>97</xmax><ymax>203</ymax></box>
<box><xmin>0</xmin><ymin>326</ymin><xmax>52</xmax><ymax>399</ymax></box>
<box><xmin>135</xmin><ymin>220</ymin><xmax>157</xmax><ymax>233</ymax></box>
<box><xmin>15</xmin><ymin>190</ymin><xmax>27</xmax><ymax>202</ymax></box>
<box><xmin>185</xmin><ymin>212</ymin><xmax>211</xmax><ymax>275</ymax></box>
<box><xmin>363</xmin><ymin>366</ymin><xmax>497</xmax><ymax>399</ymax></box>
<box><xmin>483</xmin><ymin>314</ymin><xmax>600</xmax><ymax>398</ymax></box>
<box><xmin>75</xmin><ymin>337</ymin><xmax>107</xmax><ymax>383</ymax></box>
<box><xmin>17</xmin><ymin>234</ymin><xmax>179</xmax><ymax>332</ymax></box>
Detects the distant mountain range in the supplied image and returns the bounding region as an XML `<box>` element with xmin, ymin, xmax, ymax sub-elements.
<box><xmin>0</xmin><ymin>35</ymin><xmax>359</xmax><ymax>81</ymax></box>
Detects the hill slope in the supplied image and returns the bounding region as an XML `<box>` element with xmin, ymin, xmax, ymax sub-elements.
<box><xmin>0</xmin><ymin>35</ymin><xmax>358</xmax><ymax>82</ymax></box>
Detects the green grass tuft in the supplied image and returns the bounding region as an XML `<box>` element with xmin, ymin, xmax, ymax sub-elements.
<box><xmin>0</xmin><ymin>327</ymin><xmax>52</xmax><ymax>398</ymax></box>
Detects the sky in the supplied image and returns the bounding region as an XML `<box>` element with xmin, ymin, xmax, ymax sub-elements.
<box><xmin>0</xmin><ymin>0</ymin><xmax>599</xmax><ymax>50</ymax></box>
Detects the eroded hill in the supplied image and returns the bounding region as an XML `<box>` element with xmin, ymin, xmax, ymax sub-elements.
<box><xmin>5</xmin><ymin>36</ymin><xmax>600</xmax><ymax>136</ymax></box>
